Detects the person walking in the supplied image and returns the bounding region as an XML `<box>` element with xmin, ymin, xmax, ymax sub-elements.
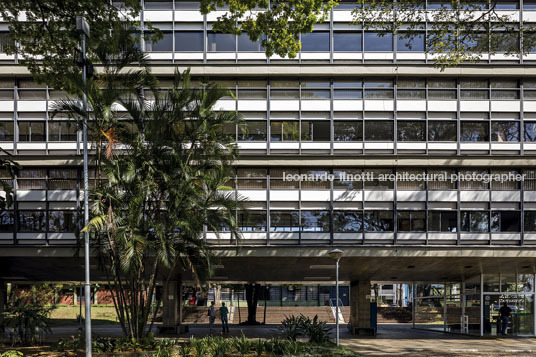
<box><xmin>499</xmin><ymin>302</ymin><xmax>512</xmax><ymax>335</ymax></box>
<box><xmin>220</xmin><ymin>302</ymin><xmax>230</xmax><ymax>333</ymax></box>
<box><xmin>208</xmin><ymin>301</ymin><xmax>216</xmax><ymax>333</ymax></box>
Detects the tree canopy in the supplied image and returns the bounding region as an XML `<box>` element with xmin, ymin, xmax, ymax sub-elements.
<box><xmin>1</xmin><ymin>0</ymin><xmax>533</xmax><ymax>73</ymax></box>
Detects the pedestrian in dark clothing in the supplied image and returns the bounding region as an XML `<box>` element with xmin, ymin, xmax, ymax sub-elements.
<box><xmin>220</xmin><ymin>302</ymin><xmax>230</xmax><ymax>333</ymax></box>
<box><xmin>499</xmin><ymin>302</ymin><xmax>512</xmax><ymax>335</ymax></box>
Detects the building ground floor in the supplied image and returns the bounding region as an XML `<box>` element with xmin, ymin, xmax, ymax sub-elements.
<box><xmin>2</xmin><ymin>245</ymin><xmax>536</xmax><ymax>338</ymax></box>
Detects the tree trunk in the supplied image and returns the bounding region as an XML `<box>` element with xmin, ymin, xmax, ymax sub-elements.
<box><xmin>245</xmin><ymin>283</ymin><xmax>261</xmax><ymax>325</ymax></box>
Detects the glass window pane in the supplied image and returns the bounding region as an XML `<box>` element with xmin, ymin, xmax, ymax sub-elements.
<box><xmin>364</xmin><ymin>32</ymin><xmax>393</xmax><ymax>51</ymax></box>
<box><xmin>175</xmin><ymin>32</ymin><xmax>204</xmax><ymax>51</ymax></box>
<box><xmin>238</xmin><ymin>33</ymin><xmax>264</xmax><ymax>52</ymax></box>
<box><xmin>428</xmin><ymin>211</ymin><xmax>457</xmax><ymax>232</ymax></box>
<box><xmin>397</xmin><ymin>33</ymin><xmax>425</xmax><ymax>51</ymax></box>
<box><xmin>334</xmin><ymin>32</ymin><xmax>362</xmax><ymax>52</ymax></box>
<box><xmin>144</xmin><ymin>0</ymin><xmax>173</xmax><ymax>9</ymax></box>
<box><xmin>0</xmin><ymin>211</ymin><xmax>14</xmax><ymax>232</ymax></box>
<box><xmin>334</xmin><ymin>121</ymin><xmax>363</xmax><ymax>141</ymax></box>
<box><xmin>147</xmin><ymin>32</ymin><xmax>173</xmax><ymax>51</ymax></box>
<box><xmin>334</xmin><ymin>211</ymin><xmax>362</xmax><ymax>232</ymax></box>
<box><xmin>48</xmin><ymin>211</ymin><xmax>78</xmax><ymax>232</ymax></box>
<box><xmin>270</xmin><ymin>211</ymin><xmax>300</xmax><ymax>231</ymax></box>
<box><xmin>334</xmin><ymin>89</ymin><xmax>363</xmax><ymax>99</ymax></box>
<box><xmin>300</xmin><ymin>121</ymin><xmax>331</xmax><ymax>141</ymax></box>
<box><xmin>18</xmin><ymin>210</ymin><xmax>46</xmax><ymax>232</ymax></box>
<box><xmin>0</xmin><ymin>122</ymin><xmax>14</xmax><ymax>141</ymax></box>
<box><xmin>525</xmin><ymin>122</ymin><xmax>536</xmax><ymax>142</ymax></box>
<box><xmin>428</xmin><ymin>121</ymin><xmax>457</xmax><ymax>141</ymax></box>
<box><xmin>301</xmin><ymin>210</ymin><xmax>330</xmax><ymax>232</ymax></box>
<box><xmin>397</xmin><ymin>89</ymin><xmax>425</xmax><ymax>99</ymax></box>
<box><xmin>365</xmin><ymin>121</ymin><xmax>394</xmax><ymax>141</ymax></box>
<box><xmin>363</xmin><ymin>211</ymin><xmax>394</xmax><ymax>232</ymax></box>
<box><xmin>208</xmin><ymin>33</ymin><xmax>235</xmax><ymax>52</ymax></box>
<box><xmin>301</xmin><ymin>32</ymin><xmax>329</xmax><ymax>51</ymax></box>
<box><xmin>491</xmin><ymin>121</ymin><xmax>519</xmax><ymax>142</ymax></box>
<box><xmin>461</xmin><ymin>211</ymin><xmax>489</xmax><ymax>232</ymax></box>
<box><xmin>397</xmin><ymin>121</ymin><xmax>425</xmax><ymax>141</ymax></box>
<box><xmin>460</xmin><ymin>122</ymin><xmax>489</xmax><ymax>142</ymax></box>
<box><xmin>428</xmin><ymin>90</ymin><xmax>457</xmax><ymax>99</ymax></box>
<box><xmin>238</xmin><ymin>121</ymin><xmax>266</xmax><ymax>141</ymax></box>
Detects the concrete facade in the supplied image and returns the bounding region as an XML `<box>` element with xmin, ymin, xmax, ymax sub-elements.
<box><xmin>1</xmin><ymin>0</ymin><xmax>536</xmax><ymax>337</ymax></box>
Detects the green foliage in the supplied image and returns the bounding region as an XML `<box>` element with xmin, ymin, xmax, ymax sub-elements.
<box><xmin>281</xmin><ymin>314</ymin><xmax>307</xmax><ymax>341</ymax></box>
<box><xmin>281</xmin><ymin>314</ymin><xmax>331</xmax><ymax>343</ymax></box>
<box><xmin>0</xmin><ymin>351</ymin><xmax>23</xmax><ymax>357</ymax></box>
<box><xmin>0</xmin><ymin>0</ymin><xmax>160</xmax><ymax>91</ymax></box>
<box><xmin>179</xmin><ymin>342</ymin><xmax>192</xmax><ymax>357</ymax></box>
<box><xmin>1</xmin><ymin>285</ymin><xmax>58</xmax><ymax>346</ymax></box>
<box><xmin>57</xmin><ymin>333</ymin><xmax>172</xmax><ymax>353</ymax></box>
<box><xmin>354</xmin><ymin>0</ymin><xmax>536</xmax><ymax>68</ymax></box>
<box><xmin>190</xmin><ymin>336</ymin><xmax>210</xmax><ymax>357</ymax></box>
<box><xmin>232</xmin><ymin>332</ymin><xmax>252</xmax><ymax>356</ymax></box>
<box><xmin>265</xmin><ymin>337</ymin><xmax>289</xmax><ymax>356</ymax></box>
<box><xmin>253</xmin><ymin>338</ymin><xmax>265</xmax><ymax>356</ymax></box>
<box><xmin>207</xmin><ymin>336</ymin><xmax>231</xmax><ymax>357</ymax></box>
<box><xmin>304</xmin><ymin>315</ymin><xmax>331</xmax><ymax>343</ymax></box>
<box><xmin>201</xmin><ymin>0</ymin><xmax>338</xmax><ymax>58</ymax></box>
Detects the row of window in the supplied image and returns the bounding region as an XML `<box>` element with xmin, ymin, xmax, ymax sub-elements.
<box><xmin>229</xmin><ymin>210</ymin><xmax>536</xmax><ymax>233</ymax></box>
<box><xmin>0</xmin><ymin>210</ymin><xmax>77</xmax><ymax>233</ymax></box>
<box><xmin>145</xmin><ymin>31</ymin><xmax>535</xmax><ymax>53</ymax></box>
<box><xmin>0</xmin><ymin>122</ymin><xmax>77</xmax><ymax>142</ymax></box>
<box><xmin>2</xmin><ymin>208</ymin><xmax>534</xmax><ymax>234</ymax></box>
<box><xmin>230</xmin><ymin>168</ymin><xmax>534</xmax><ymax>191</ymax></box>
<box><xmin>138</xmin><ymin>0</ymin><xmax>533</xmax><ymax>11</ymax></box>
<box><xmin>234</xmin><ymin>120</ymin><xmax>536</xmax><ymax>143</ymax></box>
<box><xmin>6</xmin><ymin>167</ymin><xmax>536</xmax><ymax>191</ymax></box>
<box><xmin>4</xmin><ymin>120</ymin><xmax>536</xmax><ymax>143</ymax></box>
<box><xmin>1</xmin><ymin>78</ymin><xmax>535</xmax><ymax>98</ymax></box>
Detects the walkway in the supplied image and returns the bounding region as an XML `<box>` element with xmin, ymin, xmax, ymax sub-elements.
<box><xmin>343</xmin><ymin>324</ymin><xmax>536</xmax><ymax>356</ymax></box>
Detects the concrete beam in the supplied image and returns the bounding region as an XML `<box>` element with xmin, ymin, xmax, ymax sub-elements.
<box><xmin>2</xmin><ymin>64</ymin><xmax>536</xmax><ymax>78</ymax></box>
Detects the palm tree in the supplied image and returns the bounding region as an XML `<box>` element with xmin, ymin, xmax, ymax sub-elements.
<box><xmin>52</xmin><ymin>26</ymin><xmax>244</xmax><ymax>338</ymax></box>
<box><xmin>84</xmin><ymin>69</ymin><xmax>244</xmax><ymax>338</ymax></box>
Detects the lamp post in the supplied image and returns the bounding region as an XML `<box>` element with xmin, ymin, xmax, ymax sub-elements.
<box><xmin>76</xmin><ymin>16</ymin><xmax>92</xmax><ymax>357</ymax></box>
<box><xmin>329</xmin><ymin>249</ymin><xmax>344</xmax><ymax>346</ymax></box>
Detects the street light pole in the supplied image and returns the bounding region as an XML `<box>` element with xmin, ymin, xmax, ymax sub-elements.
<box><xmin>76</xmin><ymin>16</ymin><xmax>92</xmax><ymax>357</ymax></box>
<box><xmin>328</xmin><ymin>249</ymin><xmax>344</xmax><ymax>346</ymax></box>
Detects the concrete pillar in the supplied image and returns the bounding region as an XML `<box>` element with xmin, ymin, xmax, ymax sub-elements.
<box><xmin>161</xmin><ymin>281</ymin><xmax>183</xmax><ymax>334</ymax></box>
<box><xmin>350</xmin><ymin>280</ymin><xmax>371</xmax><ymax>331</ymax></box>
<box><xmin>0</xmin><ymin>281</ymin><xmax>6</xmax><ymax>315</ymax></box>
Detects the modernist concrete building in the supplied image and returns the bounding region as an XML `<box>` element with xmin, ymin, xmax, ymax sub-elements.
<box><xmin>2</xmin><ymin>0</ymin><xmax>536</xmax><ymax>337</ymax></box>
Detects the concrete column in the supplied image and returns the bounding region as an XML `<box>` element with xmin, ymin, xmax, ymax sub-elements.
<box><xmin>350</xmin><ymin>280</ymin><xmax>371</xmax><ymax>331</ymax></box>
<box><xmin>161</xmin><ymin>281</ymin><xmax>183</xmax><ymax>334</ymax></box>
<box><xmin>0</xmin><ymin>281</ymin><xmax>6</xmax><ymax>315</ymax></box>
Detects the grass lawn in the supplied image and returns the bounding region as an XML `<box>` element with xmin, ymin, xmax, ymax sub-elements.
<box><xmin>48</xmin><ymin>304</ymin><xmax>119</xmax><ymax>326</ymax></box>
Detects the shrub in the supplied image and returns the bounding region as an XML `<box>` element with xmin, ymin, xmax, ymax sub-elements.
<box><xmin>1</xmin><ymin>351</ymin><xmax>23</xmax><ymax>357</ymax></box>
<box><xmin>232</xmin><ymin>332</ymin><xmax>252</xmax><ymax>356</ymax></box>
<box><xmin>281</xmin><ymin>314</ymin><xmax>331</xmax><ymax>343</ymax></box>
<box><xmin>304</xmin><ymin>315</ymin><xmax>331</xmax><ymax>343</ymax></box>
<box><xmin>209</xmin><ymin>336</ymin><xmax>231</xmax><ymax>357</ymax></box>
<box><xmin>281</xmin><ymin>314</ymin><xmax>307</xmax><ymax>341</ymax></box>
<box><xmin>190</xmin><ymin>336</ymin><xmax>209</xmax><ymax>357</ymax></box>
<box><xmin>253</xmin><ymin>338</ymin><xmax>265</xmax><ymax>357</ymax></box>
